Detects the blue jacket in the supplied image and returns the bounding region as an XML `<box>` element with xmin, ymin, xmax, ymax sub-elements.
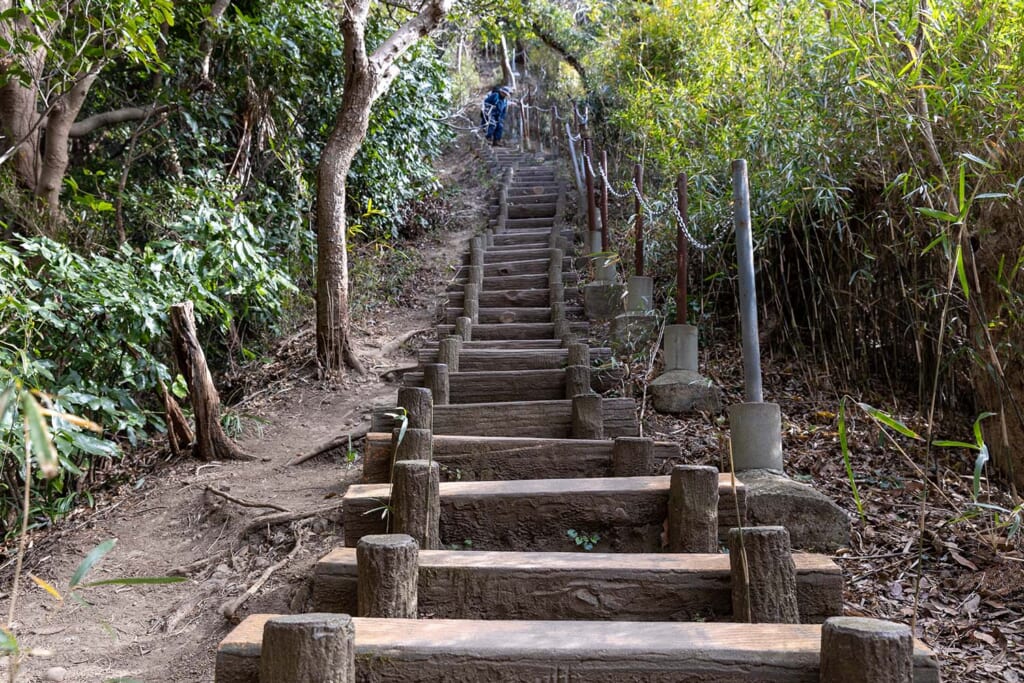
<box><xmin>483</xmin><ymin>90</ymin><xmax>508</xmax><ymax>122</ymax></box>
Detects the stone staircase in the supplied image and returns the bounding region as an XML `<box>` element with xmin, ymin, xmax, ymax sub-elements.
<box><xmin>214</xmin><ymin>145</ymin><xmax>941</xmax><ymax>682</ymax></box>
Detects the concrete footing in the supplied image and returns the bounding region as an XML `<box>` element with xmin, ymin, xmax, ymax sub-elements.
<box><xmin>583</xmin><ymin>282</ymin><xmax>624</xmax><ymax>320</ymax></box>
<box><xmin>730</xmin><ymin>402</ymin><xmax>784</xmax><ymax>471</ymax></box>
<box><xmin>736</xmin><ymin>469</ymin><xmax>852</xmax><ymax>551</ymax></box>
<box><xmin>650</xmin><ymin>325</ymin><xmax>722</xmax><ymax>413</ymax></box>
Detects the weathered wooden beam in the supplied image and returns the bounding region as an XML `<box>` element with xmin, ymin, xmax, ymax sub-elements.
<box><xmin>434</xmin><ymin>321</ymin><xmax>588</xmax><ymax>340</ymax></box>
<box><xmin>417</xmin><ymin>347</ymin><xmax>612</xmax><ymax>371</ymax></box>
<box><xmin>446</xmin><ymin>272</ymin><xmax>579</xmax><ymax>292</ymax></box>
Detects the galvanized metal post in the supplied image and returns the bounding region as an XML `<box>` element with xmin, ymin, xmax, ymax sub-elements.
<box><xmin>732</xmin><ymin>159</ymin><xmax>763</xmax><ymax>403</ymax></box>
<box><xmin>600</xmin><ymin>150</ymin><xmax>610</xmax><ymax>251</ymax></box>
<box><xmin>634</xmin><ymin>163</ymin><xmax>644</xmax><ymax>277</ymax></box>
<box><xmin>676</xmin><ymin>173</ymin><xmax>689</xmax><ymax>326</ymax></box>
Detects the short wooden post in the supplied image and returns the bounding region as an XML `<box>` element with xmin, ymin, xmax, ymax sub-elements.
<box><xmin>548</xmin><ymin>248</ymin><xmax>563</xmax><ymax>286</ymax></box>
<box><xmin>397</xmin><ymin>387</ymin><xmax>432</xmax><ymax>430</ymax></box>
<box><xmin>551</xmin><ymin>301</ymin><xmax>565</xmax><ymax>321</ymax></box>
<box><xmin>392</xmin><ymin>427</ymin><xmax>432</xmax><ymax>462</ymax></box>
<box><xmin>438</xmin><ymin>336</ymin><xmax>461</xmax><ymax>373</ymax></box>
<box><xmin>611</xmin><ymin>437</ymin><xmax>653</xmax><ymax>476</ymax></box>
<box><xmin>423</xmin><ymin>363</ymin><xmax>449</xmax><ymax>406</ymax></box>
<box><xmin>468</xmin><ymin>265</ymin><xmax>483</xmax><ymax>287</ymax></box>
<box><xmin>728</xmin><ymin>526</ymin><xmax>800</xmax><ymax>624</ymax></box>
<box><xmin>819</xmin><ymin>617</ymin><xmax>913</xmax><ymax>683</ymax></box>
<box><xmin>571</xmin><ymin>393</ymin><xmax>603</xmax><ymax>439</ymax></box>
<box><xmin>567</xmin><ymin>342</ymin><xmax>590</xmax><ymax>367</ymax></box>
<box><xmin>470</xmin><ymin>246</ymin><xmax>485</xmax><ymax>269</ymax></box>
<box><xmin>668</xmin><ymin>465</ymin><xmax>719</xmax><ymax>553</ymax></box>
<box><xmin>554</xmin><ymin>318</ymin><xmax>572</xmax><ymax>342</ymax></box>
<box><xmin>549</xmin><ymin>282</ymin><xmax>564</xmax><ymax>307</ymax></box>
<box><xmin>483</xmin><ymin>229</ymin><xmax>494</xmax><ymax>247</ymax></box>
<box><xmin>548</xmin><ymin>227</ymin><xmax>559</xmax><ymax>248</ymax></box>
<box><xmin>356</xmin><ymin>534</ymin><xmax>418</xmax><ymax>618</ymax></box>
<box><xmin>392</xmin><ymin>460</ymin><xmax>440</xmax><ymax>549</ymax></box>
<box><xmin>565</xmin><ymin>364</ymin><xmax>591</xmax><ymax>399</ymax></box>
<box><xmin>260</xmin><ymin>613</ymin><xmax>355</xmax><ymax>683</ymax></box>
<box><xmin>464</xmin><ymin>283</ymin><xmax>480</xmax><ymax>324</ymax></box>
<box><xmin>455</xmin><ymin>316</ymin><xmax>472</xmax><ymax>341</ymax></box>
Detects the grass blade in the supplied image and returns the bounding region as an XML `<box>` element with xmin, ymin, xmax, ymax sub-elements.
<box><xmin>839</xmin><ymin>398</ymin><xmax>865</xmax><ymax>521</ymax></box>
<box><xmin>70</xmin><ymin>538</ymin><xmax>117</xmax><ymax>589</ymax></box>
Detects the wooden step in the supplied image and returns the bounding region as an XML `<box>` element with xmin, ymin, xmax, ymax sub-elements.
<box><xmin>312</xmin><ymin>549</ymin><xmax>842</xmax><ymax>623</ymax></box>
<box><xmin>417</xmin><ymin>346</ymin><xmax>612</xmax><ymax>370</ymax></box>
<box><xmin>342</xmin><ymin>475</ymin><xmax>744</xmax><ymax>551</ymax></box>
<box><xmin>434</xmin><ymin>321</ymin><xmax>588</xmax><ymax>340</ymax></box>
<box><xmin>421</xmin><ymin>339</ymin><xmax>565</xmax><ymax>350</ymax></box>
<box><xmin>443</xmin><ymin>306</ymin><xmax>554</xmax><ymax>324</ymax></box>
<box><xmin>447</xmin><ymin>273</ymin><xmax>579</xmax><ymax>292</ymax></box>
<box><xmin>361</xmin><ymin>433</ymin><xmax>677</xmax><ymax>483</ymax></box>
<box><xmin>402</xmin><ymin>368</ymin><xmax>565</xmax><ymax>402</ymax></box>
<box><xmin>508</xmin><ymin>203</ymin><xmax>556</xmax><ymax>219</ymax></box>
<box><xmin>452</xmin><ymin>257</ymin><xmax>567</xmax><ymax>278</ymax></box>
<box><xmin>508</xmin><ymin>186</ymin><xmax>561</xmax><ymax>197</ymax></box>
<box><xmin>508</xmin><ymin>193</ymin><xmax>559</xmax><ymax>204</ymax></box>
<box><xmin>445</xmin><ymin>288</ymin><xmax>554</xmax><ymax>308</ymax></box>
<box><xmin>492</xmin><ymin>231</ymin><xmax>562</xmax><ymax>245</ymax></box>
<box><xmin>218</xmin><ymin>616</ymin><xmax>941</xmax><ymax>683</ymax></box>
<box><xmin>471</xmin><ymin>247</ymin><xmax>557</xmax><ymax>263</ymax></box>
<box><xmin>371</xmin><ymin>397</ymin><xmax>637</xmax><ymax>438</ymax></box>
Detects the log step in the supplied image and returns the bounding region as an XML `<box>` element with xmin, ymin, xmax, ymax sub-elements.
<box><xmin>218</xmin><ymin>616</ymin><xmax>940</xmax><ymax>683</ymax></box>
<box><xmin>420</xmin><ymin>339</ymin><xmax>565</xmax><ymax>350</ymax></box>
<box><xmin>444</xmin><ymin>307</ymin><xmax>565</xmax><ymax>324</ymax></box>
<box><xmin>452</xmin><ymin>257</ymin><xmax>568</xmax><ymax>278</ymax></box>
<box><xmin>342</xmin><ymin>475</ymin><xmax>743</xmax><ymax>551</ymax></box>
<box><xmin>445</xmin><ymin>288</ymin><xmax>557</xmax><ymax>309</ymax></box>
<box><xmin>417</xmin><ymin>347</ymin><xmax>612</xmax><ymax>370</ymax></box>
<box><xmin>447</xmin><ymin>273</ymin><xmax>579</xmax><ymax>292</ymax></box>
<box><xmin>312</xmin><ymin>549</ymin><xmax>842</xmax><ymax>623</ymax></box>
<box><xmin>361</xmin><ymin>433</ymin><xmax>677</xmax><ymax>483</ymax></box>
<box><xmin>492</xmin><ymin>231</ymin><xmax>563</xmax><ymax>245</ymax></box>
<box><xmin>508</xmin><ymin>204</ymin><xmax>556</xmax><ymax>219</ymax></box>
<box><xmin>371</xmin><ymin>398</ymin><xmax>637</xmax><ymax>438</ymax></box>
<box><xmin>508</xmin><ymin>193</ymin><xmax>559</xmax><ymax>204</ymax></box>
<box><xmin>434</xmin><ymin>321</ymin><xmax>588</xmax><ymax>340</ymax></box>
<box><xmin>400</xmin><ymin>366</ymin><xmax>622</xmax><ymax>404</ymax></box>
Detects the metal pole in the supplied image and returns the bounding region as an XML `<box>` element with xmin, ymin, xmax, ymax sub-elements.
<box><xmin>584</xmin><ymin>136</ymin><xmax>597</xmax><ymax>236</ymax></box>
<box><xmin>600</xmin><ymin>150</ymin><xmax>610</xmax><ymax>251</ymax></box>
<box><xmin>634</xmin><ymin>164</ymin><xmax>644</xmax><ymax>277</ymax></box>
<box><xmin>566</xmin><ymin>122</ymin><xmax>584</xmax><ymax>199</ymax></box>
<box><xmin>676</xmin><ymin>173</ymin><xmax>689</xmax><ymax>326</ymax></box>
<box><xmin>732</xmin><ymin>159</ymin><xmax>763</xmax><ymax>403</ymax></box>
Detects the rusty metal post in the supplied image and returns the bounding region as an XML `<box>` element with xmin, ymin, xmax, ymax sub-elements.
<box><xmin>676</xmin><ymin>173</ymin><xmax>689</xmax><ymax>325</ymax></box>
<box><xmin>600</xmin><ymin>150</ymin><xmax>610</xmax><ymax>251</ymax></box>
<box><xmin>634</xmin><ymin>163</ymin><xmax>644</xmax><ymax>277</ymax></box>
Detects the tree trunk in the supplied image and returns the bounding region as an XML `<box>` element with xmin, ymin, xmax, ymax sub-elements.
<box><xmin>36</xmin><ymin>71</ymin><xmax>99</xmax><ymax>220</ymax></box>
<box><xmin>0</xmin><ymin>4</ymin><xmax>46</xmax><ymax>194</ymax></box>
<box><xmin>499</xmin><ymin>34</ymin><xmax>516</xmax><ymax>91</ymax></box>
<box><xmin>169</xmin><ymin>301</ymin><xmax>253</xmax><ymax>462</ymax></box>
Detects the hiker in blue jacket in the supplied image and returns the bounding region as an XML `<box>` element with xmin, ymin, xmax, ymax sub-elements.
<box><xmin>481</xmin><ymin>85</ymin><xmax>511</xmax><ymax>145</ymax></box>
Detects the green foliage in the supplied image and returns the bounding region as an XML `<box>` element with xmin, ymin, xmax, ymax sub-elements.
<box><xmin>566</xmin><ymin>528</ymin><xmax>600</xmax><ymax>551</ymax></box>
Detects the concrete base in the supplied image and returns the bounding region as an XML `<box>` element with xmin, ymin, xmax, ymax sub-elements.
<box><xmin>730</xmin><ymin>402</ymin><xmax>784</xmax><ymax>471</ymax></box>
<box><xmin>739</xmin><ymin>469</ymin><xmax>852</xmax><ymax>551</ymax></box>
<box><xmin>611</xmin><ymin>312</ymin><xmax>659</xmax><ymax>352</ymax></box>
<box><xmin>650</xmin><ymin>369</ymin><xmax>723</xmax><ymax>414</ymax></box>
<box><xmin>583</xmin><ymin>282</ymin><xmax>625</xmax><ymax>321</ymax></box>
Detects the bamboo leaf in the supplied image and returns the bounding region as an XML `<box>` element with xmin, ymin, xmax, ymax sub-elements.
<box><xmin>972</xmin><ymin>445</ymin><xmax>990</xmax><ymax>502</ymax></box>
<box><xmin>21</xmin><ymin>391</ymin><xmax>59</xmax><ymax>478</ymax></box>
<box><xmin>933</xmin><ymin>440</ymin><xmax>978</xmax><ymax>449</ymax></box>
<box><xmin>972</xmin><ymin>412</ymin><xmax>996</xmax><ymax>447</ymax></box>
<box><xmin>857</xmin><ymin>403</ymin><xmax>922</xmax><ymax>439</ymax></box>
<box><xmin>29</xmin><ymin>573</ymin><xmax>63</xmax><ymax>602</ymax></box>
<box><xmin>69</xmin><ymin>538</ymin><xmax>117</xmax><ymax>589</ymax></box>
<box><xmin>917</xmin><ymin>207</ymin><xmax>959</xmax><ymax>223</ymax></box>
<box><xmin>0</xmin><ymin>626</ymin><xmax>17</xmax><ymax>655</ymax></box>
<box><xmin>956</xmin><ymin>244</ymin><xmax>970</xmax><ymax>300</ymax></box>
<box><xmin>838</xmin><ymin>398</ymin><xmax>864</xmax><ymax>521</ymax></box>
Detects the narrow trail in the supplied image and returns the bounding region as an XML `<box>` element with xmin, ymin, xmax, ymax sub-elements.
<box><xmin>215</xmin><ymin>144</ymin><xmax>943</xmax><ymax>681</ymax></box>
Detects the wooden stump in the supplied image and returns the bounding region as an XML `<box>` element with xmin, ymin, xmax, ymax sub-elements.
<box><xmin>668</xmin><ymin>465</ymin><xmax>719</xmax><ymax>552</ymax></box>
<box><xmin>611</xmin><ymin>437</ymin><xmax>653</xmax><ymax>477</ymax></box>
<box><xmin>464</xmin><ymin>284</ymin><xmax>480</xmax><ymax>324</ymax></box>
<box><xmin>357</xmin><ymin>534</ymin><xmax>418</xmax><ymax>618</ymax></box>
<box><xmin>392</xmin><ymin>427</ymin><xmax>432</xmax><ymax>462</ymax></box>
<box><xmin>397</xmin><ymin>387</ymin><xmax>432</xmax><ymax>430</ymax></box>
<box><xmin>260</xmin><ymin>613</ymin><xmax>354</xmax><ymax>682</ymax></box>
<box><xmin>423</xmin><ymin>363</ymin><xmax>450</xmax><ymax>406</ymax></box>
<box><xmin>554</xmin><ymin>319</ymin><xmax>572</xmax><ymax>343</ymax></box>
<box><xmin>468</xmin><ymin>265</ymin><xmax>484</xmax><ymax>287</ymax></box>
<box><xmin>551</xmin><ymin>301</ymin><xmax>565</xmax><ymax>321</ymax></box>
<box><xmin>455</xmin><ymin>316</ymin><xmax>472</xmax><ymax>341</ymax></box>
<box><xmin>729</xmin><ymin>526</ymin><xmax>800</xmax><ymax>624</ymax></box>
<box><xmin>549</xmin><ymin>282</ymin><xmax>565</xmax><ymax>307</ymax></box>
<box><xmin>566</xmin><ymin>365</ymin><xmax>591</xmax><ymax>399</ymax></box>
<box><xmin>438</xmin><ymin>336</ymin><xmax>461</xmax><ymax>373</ymax></box>
<box><xmin>392</xmin><ymin>460</ymin><xmax>440</xmax><ymax>549</ymax></box>
<box><xmin>567</xmin><ymin>342</ymin><xmax>590</xmax><ymax>367</ymax></box>
<box><xmin>470</xmin><ymin>247</ymin><xmax>485</xmax><ymax>268</ymax></box>
<box><xmin>819</xmin><ymin>617</ymin><xmax>913</xmax><ymax>683</ymax></box>
<box><xmin>548</xmin><ymin>248</ymin><xmax>563</xmax><ymax>285</ymax></box>
<box><xmin>571</xmin><ymin>393</ymin><xmax>603</xmax><ymax>439</ymax></box>
<box><xmin>169</xmin><ymin>301</ymin><xmax>252</xmax><ymax>461</ymax></box>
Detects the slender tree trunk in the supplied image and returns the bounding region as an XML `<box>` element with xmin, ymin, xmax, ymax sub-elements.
<box><xmin>0</xmin><ymin>4</ymin><xmax>46</xmax><ymax>193</ymax></box>
<box><xmin>499</xmin><ymin>34</ymin><xmax>516</xmax><ymax>91</ymax></box>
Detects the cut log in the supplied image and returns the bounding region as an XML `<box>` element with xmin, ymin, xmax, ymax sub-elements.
<box><xmin>402</xmin><ymin>368</ymin><xmax>566</xmax><ymax>403</ymax></box>
<box><xmin>417</xmin><ymin>347</ymin><xmax>613</xmax><ymax>371</ymax></box>
<box><xmin>169</xmin><ymin>301</ymin><xmax>253</xmax><ymax>462</ymax></box>
<box><xmin>446</xmin><ymin>272</ymin><xmax>579</xmax><ymax>292</ymax></box>
<box><xmin>435</xmin><ymin>321</ymin><xmax>587</xmax><ymax>340</ymax></box>
<box><xmin>443</xmin><ymin>307</ymin><xmax>554</xmax><ymax>324</ymax></box>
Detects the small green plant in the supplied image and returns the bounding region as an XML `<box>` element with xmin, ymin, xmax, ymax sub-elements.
<box><xmin>566</xmin><ymin>528</ymin><xmax>601</xmax><ymax>551</ymax></box>
<box><xmin>345</xmin><ymin>434</ymin><xmax>358</xmax><ymax>463</ymax></box>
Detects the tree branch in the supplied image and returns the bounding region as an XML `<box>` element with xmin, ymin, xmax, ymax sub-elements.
<box><xmin>369</xmin><ymin>0</ymin><xmax>452</xmax><ymax>96</ymax></box>
<box><xmin>68</xmin><ymin>105</ymin><xmax>170</xmax><ymax>137</ymax></box>
<box><xmin>531</xmin><ymin>23</ymin><xmax>587</xmax><ymax>85</ymax></box>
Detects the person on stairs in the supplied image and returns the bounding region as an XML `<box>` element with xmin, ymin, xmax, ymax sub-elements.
<box><xmin>481</xmin><ymin>85</ymin><xmax>511</xmax><ymax>146</ymax></box>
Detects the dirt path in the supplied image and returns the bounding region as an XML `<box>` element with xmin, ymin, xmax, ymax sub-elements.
<box><xmin>0</xmin><ymin>142</ymin><xmax>485</xmax><ymax>683</ymax></box>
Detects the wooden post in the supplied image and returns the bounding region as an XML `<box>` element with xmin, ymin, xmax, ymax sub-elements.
<box><xmin>548</xmin><ymin>248</ymin><xmax>563</xmax><ymax>286</ymax></box>
<box><xmin>170</xmin><ymin>301</ymin><xmax>253</xmax><ymax>461</ymax></box>
<box><xmin>554</xmin><ymin>318</ymin><xmax>572</xmax><ymax>343</ymax></box>
<box><xmin>455</xmin><ymin>316</ymin><xmax>472</xmax><ymax>341</ymax></box>
<box><xmin>565</xmin><ymin>365</ymin><xmax>591</xmax><ymax>399</ymax></box>
<box><xmin>728</xmin><ymin>526</ymin><xmax>800</xmax><ymax>624</ymax></box>
<box><xmin>634</xmin><ymin>163</ymin><xmax>644</xmax><ymax>276</ymax></box>
<box><xmin>549</xmin><ymin>282</ymin><xmax>564</xmax><ymax>307</ymax></box>
<box><xmin>423</xmin><ymin>363</ymin><xmax>449</xmax><ymax>406</ymax></box>
<box><xmin>676</xmin><ymin>172</ymin><xmax>689</xmax><ymax>325</ymax></box>
<box><xmin>483</xmin><ymin>228</ymin><xmax>494</xmax><ymax>247</ymax></box>
<box><xmin>611</xmin><ymin>437</ymin><xmax>653</xmax><ymax>476</ymax></box>
<box><xmin>468</xmin><ymin>265</ymin><xmax>483</xmax><ymax>288</ymax></box>
<box><xmin>668</xmin><ymin>465</ymin><xmax>719</xmax><ymax>552</ymax></box>
<box><xmin>600</xmin><ymin>149</ymin><xmax>610</xmax><ymax>251</ymax></box>
<box><xmin>820</xmin><ymin>617</ymin><xmax>913</xmax><ymax>683</ymax></box>
<box><xmin>464</xmin><ymin>283</ymin><xmax>480</xmax><ymax>324</ymax></box>
<box><xmin>392</xmin><ymin>427</ymin><xmax>432</xmax><ymax>462</ymax></box>
<box><xmin>397</xmin><ymin>387</ymin><xmax>432</xmax><ymax>430</ymax></box>
<box><xmin>571</xmin><ymin>393</ymin><xmax>603</xmax><ymax>439</ymax></box>
<box><xmin>438</xmin><ymin>336</ymin><xmax>461</xmax><ymax>373</ymax></box>
<box><xmin>392</xmin><ymin>460</ymin><xmax>440</xmax><ymax>549</ymax></box>
<box><xmin>567</xmin><ymin>342</ymin><xmax>590</xmax><ymax>367</ymax></box>
<box><xmin>260</xmin><ymin>613</ymin><xmax>354</xmax><ymax>682</ymax></box>
<box><xmin>551</xmin><ymin>301</ymin><xmax>565</xmax><ymax>321</ymax></box>
<box><xmin>470</xmin><ymin>246</ymin><xmax>484</xmax><ymax>269</ymax></box>
<box><xmin>357</xmin><ymin>534</ymin><xmax>418</xmax><ymax>618</ymax></box>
